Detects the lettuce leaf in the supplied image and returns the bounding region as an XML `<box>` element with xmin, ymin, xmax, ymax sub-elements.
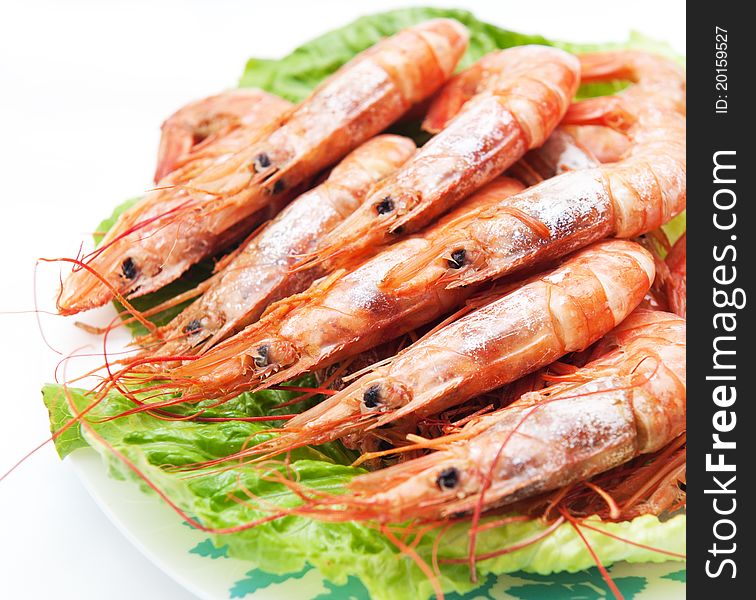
<box><xmin>44</xmin><ymin>384</ymin><xmax>684</xmax><ymax>600</ymax></box>
<box><xmin>239</xmin><ymin>7</ymin><xmax>683</xmax><ymax>103</ymax></box>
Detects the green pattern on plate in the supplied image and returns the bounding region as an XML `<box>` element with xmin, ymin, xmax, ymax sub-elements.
<box><xmin>312</xmin><ymin>576</ymin><xmax>372</xmax><ymax>600</ymax></box>
<box><xmin>503</xmin><ymin>570</ymin><xmax>646</xmax><ymax>599</ymax></box>
<box><xmin>226</xmin><ymin>563</ymin><xmax>684</xmax><ymax>599</ymax></box>
<box><xmin>190</xmin><ymin>538</ymin><xmax>230</xmax><ymax>560</ymax></box>
<box><xmin>230</xmin><ymin>567</ymin><xmax>311</xmax><ymax>598</ymax></box>
<box><xmin>661</xmin><ymin>570</ymin><xmax>686</xmax><ymax>583</ymax></box>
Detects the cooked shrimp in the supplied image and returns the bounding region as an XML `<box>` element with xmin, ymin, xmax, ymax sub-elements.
<box><xmin>665</xmin><ymin>233</ymin><xmax>686</xmax><ymax>318</ymax></box>
<box><xmin>229</xmin><ymin>239</ymin><xmax>654</xmax><ymax>461</ymax></box>
<box><xmin>154</xmin><ymin>89</ymin><xmax>293</xmax><ymax>182</ymax></box>
<box><xmin>56</xmin><ymin>19</ymin><xmax>469</xmax><ymax>315</ymax></box>
<box><xmin>141</xmin><ymin>135</ymin><xmax>416</xmax><ymax>359</ymax></box>
<box><xmin>151</xmin><ymin>178</ymin><xmax>525</xmax><ymax>399</ymax></box>
<box><xmin>347</xmin><ymin>309</ymin><xmax>685</xmax><ymax>522</ymax></box>
<box><xmin>300</xmin><ymin>46</ymin><xmax>580</xmax><ymax>268</ymax></box>
<box><xmin>381</xmin><ymin>50</ymin><xmax>685</xmax><ymax>292</ymax></box>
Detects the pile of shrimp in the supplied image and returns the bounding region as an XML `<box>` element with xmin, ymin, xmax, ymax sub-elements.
<box><xmin>51</xmin><ymin>20</ymin><xmax>686</xmax><ymax>598</ymax></box>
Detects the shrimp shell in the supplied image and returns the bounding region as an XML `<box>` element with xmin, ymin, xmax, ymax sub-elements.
<box><xmin>159</xmin><ymin>177</ymin><xmax>525</xmax><ymax>399</ymax></box>
<box><xmin>301</xmin><ymin>46</ymin><xmax>580</xmax><ymax>269</ymax></box>
<box><xmin>57</xmin><ymin>19</ymin><xmax>469</xmax><ymax>315</ymax></box>
<box><xmin>348</xmin><ymin>309</ymin><xmax>685</xmax><ymax>522</ymax></box>
<box><xmin>240</xmin><ymin>239</ymin><xmax>654</xmax><ymax>460</ymax></box>
<box><xmin>380</xmin><ymin>50</ymin><xmax>685</xmax><ymax>292</ymax></box>
<box><xmin>141</xmin><ymin>135</ymin><xmax>416</xmax><ymax>360</ymax></box>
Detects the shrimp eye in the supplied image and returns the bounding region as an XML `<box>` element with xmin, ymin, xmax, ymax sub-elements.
<box><xmin>121</xmin><ymin>257</ymin><xmax>138</xmax><ymax>280</ymax></box>
<box><xmin>271</xmin><ymin>179</ymin><xmax>286</xmax><ymax>194</ymax></box>
<box><xmin>375</xmin><ymin>197</ymin><xmax>394</xmax><ymax>215</ymax></box>
<box><xmin>183</xmin><ymin>319</ymin><xmax>202</xmax><ymax>335</ymax></box>
<box><xmin>362</xmin><ymin>384</ymin><xmax>381</xmax><ymax>408</ymax></box>
<box><xmin>254</xmin><ymin>344</ymin><xmax>270</xmax><ymax>369</ymax></box>
<box><xmin>436</xmin><ymin>467</ymin><xmax>460</xmax><ymax>490</ymax></box>
<box><xmin>253</xmin><ymin>152</ymin><xmax>271</xmax><ymax>171</ymax></box>
<box><xmin>447</xmin><ymin>249</ymin><xmax>466</xmax><ymax>269</ymax></box>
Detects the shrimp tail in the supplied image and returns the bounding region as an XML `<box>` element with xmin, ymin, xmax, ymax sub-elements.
<box><xmin>578</xmin><ymin>51</ymin><xmax>641</xmax><ymax>82</ymax></box>
<box><xmin>563</xmin><ymin>97</ymin><xmax>637</xmax><ymax>133</ymax></box>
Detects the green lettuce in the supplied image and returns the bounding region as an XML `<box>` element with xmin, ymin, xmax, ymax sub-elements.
<box><xmin>48</xmin><ymin>7</ymin><xmax>686</xmax><ymax>598</ymax></box>
<box><xmin>239</xmin><ymin>6</ymin><xmax>683</xmax><ymax>103</ymax></box>
<box><xmin>44</xmin><ymin>384</ymin><xmax>684</xmax><ymax>600</ymax></box>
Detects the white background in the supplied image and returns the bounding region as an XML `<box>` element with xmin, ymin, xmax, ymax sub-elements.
<box><xmin>1</xmin><ymin>1</ymin><xmax>684</xmax><ymax>598</ymax></box>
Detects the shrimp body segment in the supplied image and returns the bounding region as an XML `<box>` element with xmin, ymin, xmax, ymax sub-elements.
<box><xmin>245</xmin><ymin>240</ymin><xmax>654</xmax><ymax>459</ymax></box>
<box><xmin>144</xmin><ymin>135</ymin><xmax>416</xmax><ymax>358</ymax></box>
<box><xmin>349</xmin><ymin>309</ymin><xmax>685</xmax><ymax>522</ymax></box>
<box><xmin>165</xmin><ymin>178</ymin><xmax>525</xmax><ymax>399</ymax></box>
<box><xmin>57</xmin><ymin>19</ymin><xmax>469</xmax><ymax>315</ymax></box>
<box><xmin>382</xmin><ymin>50</ymin><xmax>685</xmax><ymax>292</ymax></box>
<box><xmin>306</xmin><ymin>46</ymin><xmax>580</xmax><ymax>267</ymax></box>
<box><xmin>154</xmin><ymin>89</ymin><xmax>293</xmax><ymax>183</ymax></box>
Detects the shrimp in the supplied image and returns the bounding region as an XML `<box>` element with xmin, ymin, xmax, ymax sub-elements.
<box><xmin>141</xmin><ymin>135</ymin><xmax>416</xmax><ymax>359</ymax></box>
<box><xmin>56</xmin><ymin>19</ymin><xmax>469</xmax><ymax>315</ymax></box>
<box><xmin>153</xmin><ymin>177</ymin><xmax>525</xmax><ymax>399</ymax></box>
<box><xmin>380</xmin><ymin>50</ymin><xmax>685</xmax><ymax>292</ymax></box>
<box><xmin>665</xmin><ymin>233</ymin><xmax>686</xmax><ymax>318</ymax></box>
<box><xmin>347</xmin><ymin>309</ymin><xmax>685</xmax><ymax>522</ymax></box>
<box><xmin>299</xmin><ymin>46</ymin><xmax>580</xmax><ymax>269</ymax></box>
<box><xmin>229</xmin><ymin>239</ymin><xmax>654</xmax><ymax>461</ymax></box>
<box><xmin>154</xmin><ymin>89</ymin><xmax>293</xmax><ymax>182</ymax></box>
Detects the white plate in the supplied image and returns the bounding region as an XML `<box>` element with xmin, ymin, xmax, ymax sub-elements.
<box><xmin>70</xmin><ymin>449</ymin><xmax>685</xmax><ymax>599</ymax></box>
